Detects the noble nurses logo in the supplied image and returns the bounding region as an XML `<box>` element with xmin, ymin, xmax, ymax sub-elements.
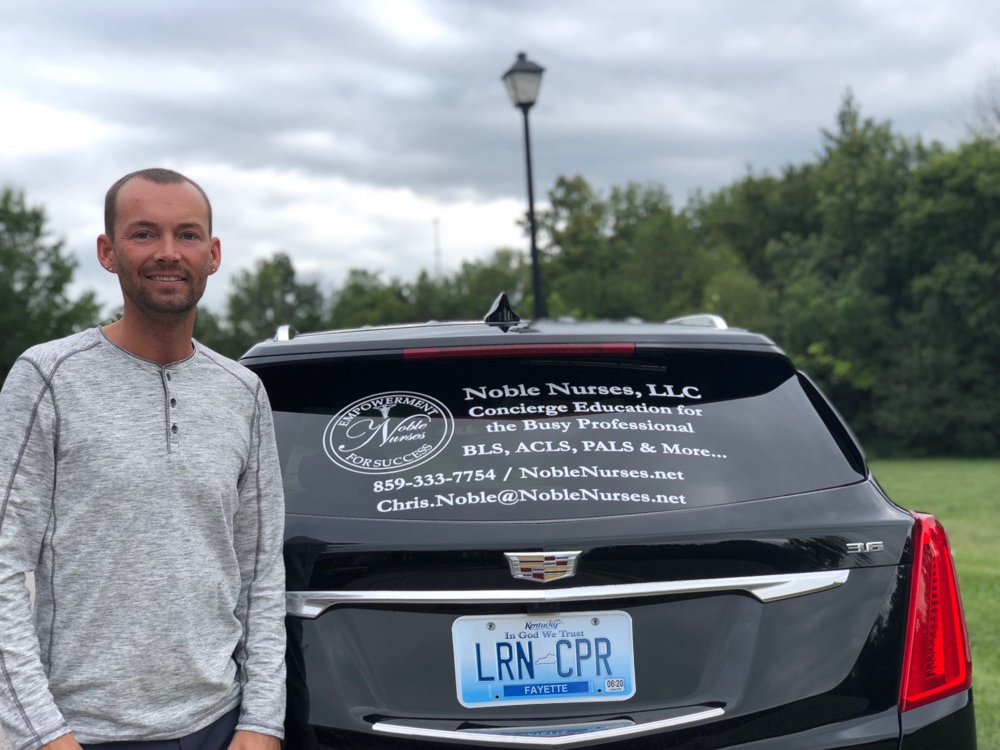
<box><xmin>323</xmin><ymin>391</ymin><xmax>454</xmax><ymax>475</ymax></box>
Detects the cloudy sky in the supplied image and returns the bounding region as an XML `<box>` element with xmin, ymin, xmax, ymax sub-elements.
<box><xmin>2</xmin><ymin>0</ymin><xmax>998</xmax><ymax>313</ymax></box>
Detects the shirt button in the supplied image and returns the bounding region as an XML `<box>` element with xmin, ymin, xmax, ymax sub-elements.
<box><xmin>171</xmin><ymin>424</ymin><xmax>178</xmax><ymax>434</ymax></box>
<box><xmin>166</xmin><ymin>373</ymin><xmax>172</xmax><ymax>381</ymax></box>
<box><xmin>170</xmin><ymin>398</ymin><xmax>177</xmax><ymax>407</ymax></box>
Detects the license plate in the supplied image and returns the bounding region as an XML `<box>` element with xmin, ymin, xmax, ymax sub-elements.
<box><xmin>452</xmin><ymin>611</ymin><xmax>636</xmax><ymax>707</ymax></box>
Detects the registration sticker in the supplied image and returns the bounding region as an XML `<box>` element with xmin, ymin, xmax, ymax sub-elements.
<box><xmin>452</xmin><ymin>612</ymin><xmax>635</xmax><ymax>707</ymax></box>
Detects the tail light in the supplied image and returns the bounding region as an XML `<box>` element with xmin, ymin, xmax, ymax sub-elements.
<box><xmin>899</xmin><ymin>513</ymin><xmax>973</xmax><ymax>711</ymax></box>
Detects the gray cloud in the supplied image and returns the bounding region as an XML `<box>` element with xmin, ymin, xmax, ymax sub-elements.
<box><xmin>2</xmin><ymin>0</ymin><xmax>998</xmax><ymax>312</ymax></box>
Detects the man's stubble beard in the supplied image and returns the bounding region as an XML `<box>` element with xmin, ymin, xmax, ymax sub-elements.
<box><xmin>113</xmin><ymin>250</ymin><xmax>209</xmax><ymax>317</ymax></box>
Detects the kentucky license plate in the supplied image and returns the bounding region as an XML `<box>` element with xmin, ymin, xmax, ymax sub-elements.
<box><xmin>452</xmin><ymin>611</ymin><xmax>636</xmax><ymax>707</ymax></box>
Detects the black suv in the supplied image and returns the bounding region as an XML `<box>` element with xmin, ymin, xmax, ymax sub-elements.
<box><xmin>240</xmin><ymin>300</ymin><xmax>975</xmax><ymax>749</ymax></box>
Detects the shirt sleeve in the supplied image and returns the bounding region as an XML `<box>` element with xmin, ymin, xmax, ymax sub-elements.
<box><xmin>232</xmin><ymin>380</ymin><xmax>287</xmax><ymax>739</ymax></box>
<box><xmin>0</xmin><ymin>359</ymin><xmax>71</xmax><ymax>750</ymax></box>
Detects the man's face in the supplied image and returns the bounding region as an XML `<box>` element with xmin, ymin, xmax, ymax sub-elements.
<box><xmin>100</xmin><ymin>178</ymin><xmax>220</xmax><ymax>317</ymax></box>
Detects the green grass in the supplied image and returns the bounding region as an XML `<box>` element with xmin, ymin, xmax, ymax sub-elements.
<box><xmin>870</xmin><ymin>459</ymin><xmax>1000</xmax><ymax>749</ymax></box>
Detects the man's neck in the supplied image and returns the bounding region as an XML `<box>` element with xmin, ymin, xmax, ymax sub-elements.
<box><xmin>102</xmin><ymin>311</ymin><xmax>196</xmax><ymax>366</ymax></box>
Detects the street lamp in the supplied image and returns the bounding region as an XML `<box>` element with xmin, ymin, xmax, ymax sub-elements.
<box><xmin>502</xmin><ymin>51</ymin><xmax>546</xmax><ymax>320</ymax></box>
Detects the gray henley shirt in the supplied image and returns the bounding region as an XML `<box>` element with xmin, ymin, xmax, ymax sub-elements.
<box><xmin>0</xmin><ymin>328</ymin><xmax>286</xmax><ymax>750</ymax></box>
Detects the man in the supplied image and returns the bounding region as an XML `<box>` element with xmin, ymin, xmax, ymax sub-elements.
<box><xmin>0</xmin><ymin>170</ymin><xmax>286</xmax><ymax>750</ymax></box>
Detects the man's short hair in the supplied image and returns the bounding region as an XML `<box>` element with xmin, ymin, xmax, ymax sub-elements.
<box><xmin>104</xmin><ymin>168</ymin><xmax>213</xmax><ymax>238</ymax></box>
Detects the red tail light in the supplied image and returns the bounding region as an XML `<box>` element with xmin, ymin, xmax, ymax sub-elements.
<box><xmin>899</xmin><ymin>513</ymin><xmax>972</xmax><ymax>711</ymax></box>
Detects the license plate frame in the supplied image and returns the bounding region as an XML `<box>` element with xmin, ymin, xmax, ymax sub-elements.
<box><xmin>452</xmin><ymin>611</ymin><xmax>636</xmax><ymax>708</ymax></box>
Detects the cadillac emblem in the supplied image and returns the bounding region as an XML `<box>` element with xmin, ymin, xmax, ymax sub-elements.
<box><xmin>504</xmin><ymin>551</ymin><xmax>582</xmax><ymax>582</ymax></box>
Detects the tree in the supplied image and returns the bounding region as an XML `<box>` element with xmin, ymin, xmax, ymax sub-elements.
<box><xmin>875</xmin><ymin>138</ymin><xmax>1000</xmax><ymax>454</ymax></box>
<box><xmin>218</xmin><ymin>252</ymin><xmax>325</xmax><ymax>358</ymax></box>
<box><xmin>720</xmin><ymin>93</ymin><xmax>1000</xmax><ymax>455</ymax></box>
<box><xmin>969</xmin><ymin>68</ymin><xmax>1000</xmax><ymax>142</ymax></box>
<box><xmin>0</xmin><ymin>187</ymin><xmax>100</xmax><ymax>386</ymax></box>
<box><xmin>324</xmin><ymin>250</ymin><xmax>531</xmax><ymax>330</ymax></box>
<box><xmin>761</xmin><ymin>94</ymin><xmax>928</xmax><ymax>437</ymax></box>
<box><xmin>191</xmin><ymin>306</ymin><xmax>229</xmax><ymax>355</ymax></box>
<box><xmin>434</xmin><ymin>249</ymin><xmax>532</xmax><ymax>320</ymax></box>
<box><xmin>534</xmin><ymin>176</ymin><xmax>769</xmax><ymax>326</ymax></box>
<box><xmin>327</xmin><ymin>269</ymin><xmax>416</xmax><ymax>329</ymax></box>
<box><xmin>535</xmin><ymin>176</ymin><xmax>619</xmax><ymax>317</ymax></box>
<box><xmin>690</xmin><ymin>165</ymin><xmax>821</xmax><ymax>285</ymax></box>
<box><xmin>538</xmin><ymin>176</ymin><xmax>686</xmax><ymax>319</ymax></box>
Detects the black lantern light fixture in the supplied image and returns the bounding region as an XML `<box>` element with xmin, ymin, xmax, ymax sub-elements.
<box><xmin>502</xmin><ymin>52</ymin><xmax>546</xmax><ymax>319</ymax></box>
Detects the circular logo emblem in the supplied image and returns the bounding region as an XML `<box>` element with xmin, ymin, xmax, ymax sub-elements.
<box><xmin>323</xmin><ymin>391</ymin><xmax>454</xmax><ymax>475</ymax></box>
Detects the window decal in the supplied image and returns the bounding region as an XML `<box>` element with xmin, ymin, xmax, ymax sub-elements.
<box><xmin>323</xmin><ymin>391</ymin><xmax>454</xmax><ymax>475</ymax></box>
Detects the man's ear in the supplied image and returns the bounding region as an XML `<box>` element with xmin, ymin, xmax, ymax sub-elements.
<box><xmin>97</xmin><ymin>235</ymin><xmax>116</xmax><ymax>273</ymax></box>
<box><xmin>209</xmin><ymin>237</ymin><xmax>221</xmax><ymax>274</ymax></box>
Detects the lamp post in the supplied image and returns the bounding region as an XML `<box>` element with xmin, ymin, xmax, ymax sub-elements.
<box><xmin>502</xmin><ymin>52</ymin><xmax>546</xmax><ymax>320</ymax></box>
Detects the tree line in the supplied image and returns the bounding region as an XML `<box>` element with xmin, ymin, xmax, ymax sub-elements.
<box><xmin>2</xmin><ymin>96</ymin><xmax>998</xmax><ymax>456</ymax></box>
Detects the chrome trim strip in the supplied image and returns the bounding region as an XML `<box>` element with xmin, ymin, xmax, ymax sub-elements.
<box><xmin>461</xmin><ymin>719</ymin><xmax>634</xmax><ymax>736</ymax></box>
<box><xmin>373</xmin><ymin>707</ymin><xmax>725</xmax><ymax>746</ymax></box>
<box><xmin>287</xmin><ymin>569</ymin><xmax>849</xmax><ymax>618</ymax></box>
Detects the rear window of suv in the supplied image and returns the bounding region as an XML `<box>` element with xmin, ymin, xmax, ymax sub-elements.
<box><xmin>259</xmin><ymin>349</ymin><xmax>865</xmax><ymax>520</ymax></box>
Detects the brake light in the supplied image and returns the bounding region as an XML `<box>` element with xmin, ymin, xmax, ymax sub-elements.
<box><xmin>899</xmin><ymin>513</ymin><xmax>972</xmax><ymax>711</ymax></box>
<box><xmin>403</xmin><ymin>343</ymin><xmax>635</xmax><ymax>360</ymax></box>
